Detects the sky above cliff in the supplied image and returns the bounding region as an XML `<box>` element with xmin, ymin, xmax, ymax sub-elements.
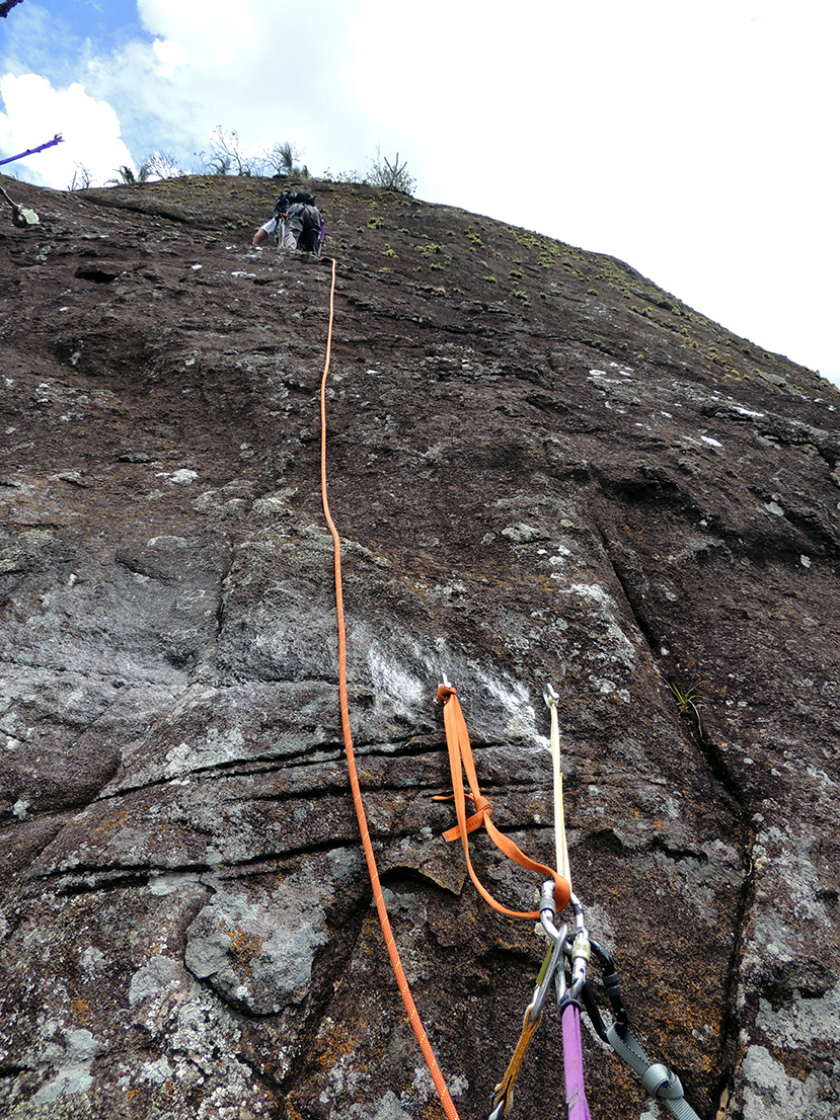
<box><xmin>1</xmin><ymin>0</ymin><xmax>838</xmax><ymax>388</ymax></box>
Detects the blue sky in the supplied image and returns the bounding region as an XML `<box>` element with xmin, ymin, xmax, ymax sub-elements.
<box><xmin>2</xmin><ymin>0</ymin><xmax>839</xmax><ymax>390</ymax></box>
<box><xmin>35</xmin><ymin>0</ymin><xmax>147</xmax><ymax>49</ymax></box>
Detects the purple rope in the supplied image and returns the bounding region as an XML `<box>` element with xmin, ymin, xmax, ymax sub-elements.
<box><xmin>562</xmin><ymin>1002</ymin><xmax>592</xmax><ymax>1120</ymax></box>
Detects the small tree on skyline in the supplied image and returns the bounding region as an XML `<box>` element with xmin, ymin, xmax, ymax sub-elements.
<box><xmin>200</xmin><ymin>126</ymin><xmax>261</xmax><ymax>176</ymax></box>
<box><xmin>143</xmin><ymin>151</ymin><xmax>181</xmax><ymax>180</ymax></box>
<box><xmin>368</xmin><ymin>147</ymin><xmax>416</xmax><ymax>194</ymax></box>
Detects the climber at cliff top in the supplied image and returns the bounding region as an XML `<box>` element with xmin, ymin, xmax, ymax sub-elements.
<box><xmin>0</xmin><ymin>184</ymin><xmax>39</xmax><ymax>229</ymax></box>
<box><xmin>252</xmin><ymin>190</ymin><xmax>324</xmax><ymax>253</ymax></box>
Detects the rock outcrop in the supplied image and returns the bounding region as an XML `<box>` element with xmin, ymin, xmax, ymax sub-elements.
<box><xmin>1</xmin><ymin>172</ymin><xmax>839</xmax><ymax>1120</ymax></box>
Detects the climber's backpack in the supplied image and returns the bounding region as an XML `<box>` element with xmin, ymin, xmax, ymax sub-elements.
<box><xmin>298</xmin><ymin>205</ymin><xmax>326</xmax><ymax>255</ymax></box>
<box><xmin>273</xmin><ymin>191</ymin><xmax>325</xmax><ymax>255</ymax></box>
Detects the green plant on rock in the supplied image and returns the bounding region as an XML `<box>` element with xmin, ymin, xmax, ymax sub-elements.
<box><xmin>670</xmin><ymin>681</ymin><xmax>704</xmax><ymax>737</ymax></box>
<box><xmin>322</xmin><ymin>167</ymin><xmax>365</xmax><ymax>184</ymax></box>
<box><xmin>514</xmin><ymin>230</ymin><xmax>541</xmax><ymax>250</ymax></box>
<box><xmin>265</xmin><ymin>140</ymin><xmax>308</xmax><ymax>178</ymax></box>
<box><xmin>368</xmin><ymin>147</ymin><xmax>416</xmax><ymax>194</ymax></box>
<box><xmin>670</xmin><ymin>681</ymin><xmax>699</xmax><ymax>712</ymax></box>
<box><xmin>106</xmin><ymin>163</ymin><xmax>151</xmax><ymax>186</ymax></box>
<box><xmin>68</xmin><ymin>163</ymin><xmax>93</xmax><ymax>190</ymax></box>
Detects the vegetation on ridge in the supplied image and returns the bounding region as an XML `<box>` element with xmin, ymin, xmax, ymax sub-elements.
<box><xmin>69</xmin><ymin>126</ymin><xmax>416</xmax><ymax>197</ymax></box>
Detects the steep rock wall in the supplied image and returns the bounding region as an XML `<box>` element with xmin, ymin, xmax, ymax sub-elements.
<box><xmin>1</xmin><ymin>174</ymin><xmax>839</xmax><ymax>1120</ymax></box>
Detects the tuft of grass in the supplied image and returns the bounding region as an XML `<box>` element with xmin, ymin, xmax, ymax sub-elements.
<box><xmin>670</xmin><ymin>681</ymin><xmax>705</xmax><ymax>737</ymax></box>
<box><xmin>670</xmin><ymin>682</ymin><xmax>699</xmax><ymax>712</ymax></box>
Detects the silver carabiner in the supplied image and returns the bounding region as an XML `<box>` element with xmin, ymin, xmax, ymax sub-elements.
<box><xmin>533</xmin><ymin>880</ymin><xmax>571</xmax><ymax>1017</ymax></box>
<box><xmin>529</xmin><ymin>921</ymin><xmax>568</xmax><ymax>1020</ymax></box>
<box><xmin>565</xmin><ymin>894</ymin><xmax>591</xmax><ymax>1000</ymax></box>
<box><xmin>539</xmin><ymin>880</ymin><xmax>562</xmax><ymax>941</ymax></box>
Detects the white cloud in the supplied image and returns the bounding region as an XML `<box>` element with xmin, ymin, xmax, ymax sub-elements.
<box><xmin>0</xmin><ymin>72</ymin><xmax>134</xmax><ymax>188</ymax></box>
<box><xmin>126</xmin><ymin>0</ymin><xmax>362</xmax><ymax>171</ymax></box>
<box><xmin>151</xmin><ymin>38</ymin><xmax>186</xmax><ymax>80</ymax></box>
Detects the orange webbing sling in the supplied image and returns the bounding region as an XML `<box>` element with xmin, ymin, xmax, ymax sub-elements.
<box><xmin>436</xmin><ymin>684</ymin><xmax>570</xmax><ymax>918</ymax></box>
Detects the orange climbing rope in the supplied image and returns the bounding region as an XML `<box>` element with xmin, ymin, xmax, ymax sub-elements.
<box><xmin>318</xmin><ymin>258</ymin><xmax>462</xmax><ymax>1120</ymax></box>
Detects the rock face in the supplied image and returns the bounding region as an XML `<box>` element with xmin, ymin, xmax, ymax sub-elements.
<box><xmin>1</xmin><ymin>172</ymin><xmax>839</xmax><ymax>1120</ymax></box>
